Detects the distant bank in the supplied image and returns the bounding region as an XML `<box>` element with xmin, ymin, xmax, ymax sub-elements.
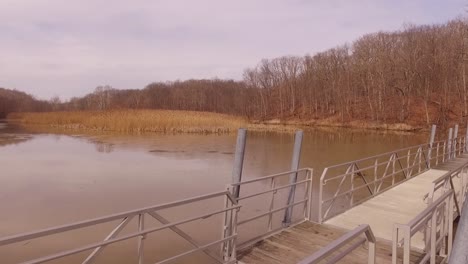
<box><xmin>7</xmin><ymin>110</ymin><xmax>427</xmax><ymax>134</ymax></box>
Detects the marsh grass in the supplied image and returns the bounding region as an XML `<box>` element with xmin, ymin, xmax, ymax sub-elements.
<box><xmin>9</xmin><ymin>110</ymin><xmax>248</xmax><ymax>133</ymax></box>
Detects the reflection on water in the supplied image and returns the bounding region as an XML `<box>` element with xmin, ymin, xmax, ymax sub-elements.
<box><xmin>0</xmin><ymin>122</ymin><xmax>430</xmax><ymax>263</ymax></box>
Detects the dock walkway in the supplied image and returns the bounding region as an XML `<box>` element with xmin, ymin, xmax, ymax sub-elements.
<box><xmin>239</xmin><ymin>154</ymin><xmax>468</xmax><ymax>263</ymax></box>
<box><xmin>238</xmin><ymin>222</ymin><xmax>429</xmax><ymax>264</ymax></box>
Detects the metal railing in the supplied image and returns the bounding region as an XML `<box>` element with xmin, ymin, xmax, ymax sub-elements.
<box><xmin>297</xmin><ymin>224</ymin><xmax>376</xmax><ymax>264</ymax></box>
<box><xmin>0</xmin><ymin>191</ymin><xmax>240</xmax><ymax>264</ymax></box>
<box><xmin>317</xmin><ymin>138</ymin><xmax>465</xmax><ymax>223</ymax></box>
<box><xmin>425</xmin><ymin>161</ymin><xmax>468</xmax><ymax>218</ymax></box>
<box><xmin>231</xmin><ymin>168</ymin><xmax>313</xmax><ymax>250</ymax></box>
<box><xmin>392</xmin><ymin>190</ymin><xmax>454</xmax><ymax>264</ymax></box>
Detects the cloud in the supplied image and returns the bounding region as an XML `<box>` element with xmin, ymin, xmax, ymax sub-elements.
<box><xmin>0</xmin><ymin>0</ymin><xmax>464</xmax><ymax>99</ymax></box>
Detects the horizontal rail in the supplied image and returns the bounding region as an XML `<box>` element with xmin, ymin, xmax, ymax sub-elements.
<box><xmin>321</xmin><ymin>141</ymin><xmax>441</xmax><ymax>172</ymax></box>
<box><xmin>321</xmin><ymin>162</ymin><xmax>425</xmax><ymax>204</ymax></box>
<box><xmin>231</xmin><ymin>168</ymin><xmax>311</xmax><ymax>186</ymax></box>
<box><xmin>16</xmin><ymin>205</ymin><xmax>240</xmax><ymax>264</ymax></box>
<box><xmin>237</xmin><ymin>199</ymin><xmax>307</xmax><ymax>226</ymax></box>
<box><xmin>297</xmin><ymin>224</ymin><xmax>376</xmax><ymax>264</ymax></box>
<box><xmin>0</xmin><ymin>190</ymin><xmax>232</xmax><ymax>246</ymax></box>
<box><xmin>237</xmin><ymin>179</ymin><xmax>309</xmax><ymax>201</ymax></box>
<box><xmin>0</xmin><ymin>190</ymin><xmax>240</xmax><ymax>264</ymax></box>
<box><xmin>432</xmin><ymin>162</ymin><xmax>467</xmax><ymax>185</ymax></box>
<box><xmin>393</xmin><ymin>189</ymin><xmax>455</xmax><ymax>264</ymax></box>
<box><xmin>322</xmin><ymin>152</ymin><xmax>426</xmax><ymax>183</ymax></box>
<box><xmin>317</xmin><ymin>137</ymin><xmax>464</xmax><ymax>223</ymax></box>
<box><xmin>408</xmin><ymin>190</ymin><xmax>452</xmax><ymax>228</ymax></box>
<box><xmin>233</xmin><ymin>168</ymin><xmax>313</xmax><ymax>249</ymax></box>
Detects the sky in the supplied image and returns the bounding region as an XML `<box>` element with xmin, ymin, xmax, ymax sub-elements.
<box><xmin>0</xmin><ymin>0</ymin><xmax>466</xmax><ymax>100</ymax></box>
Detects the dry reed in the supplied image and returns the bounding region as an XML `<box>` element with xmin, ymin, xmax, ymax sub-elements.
<box><xmin>8</xmin><ymin>110</ymin><xmax>248</xmax><ymax>134</ymax></box>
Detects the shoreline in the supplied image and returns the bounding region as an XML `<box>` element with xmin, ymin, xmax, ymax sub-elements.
<box><xmin>6</xmin><ymin>118</ymin><xmax>427</xmax><ymax>137</ymax></box>
<box><xmin>6</xmin><ymin>109</ymin><xmax>439</xmax><ymax>135</ymax></box>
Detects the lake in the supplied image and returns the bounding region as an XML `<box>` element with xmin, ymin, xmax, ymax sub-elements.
<box><xmin>0</xmin><ymin>121</ymin><xmax>429</xmax><ymax>263</ymax></box>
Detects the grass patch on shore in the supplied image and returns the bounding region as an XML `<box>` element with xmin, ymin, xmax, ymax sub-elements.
<box><xmin>8</xmin><ymin>110</ymin><xmax>248</xmax><ymax>133</ymax></box>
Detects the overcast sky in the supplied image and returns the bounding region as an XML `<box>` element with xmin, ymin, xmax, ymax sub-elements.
<box><xmin>0</xmin><ymin>0</ymin><xmax>466</xmax><ymax>100</ymax></box>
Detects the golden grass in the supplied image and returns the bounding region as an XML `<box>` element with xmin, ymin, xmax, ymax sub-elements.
<box><xmin>8</xmin><ymin>110</ymin><xmax>248</xmax><ymax>134</ymax></box>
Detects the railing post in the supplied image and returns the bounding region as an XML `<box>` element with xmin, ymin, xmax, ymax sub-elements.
<box><xmin>448</xmin><ymin>128</ymin><xmax>453</xmax><ymax>161</ymax></box>
<box><xmin>231</xmin><ymin>128</ymin><xmax>247</xmax><ymax>199</ymax></box>
<box><xmin>392</xmin><ymin>225</ymin><xmax>398</xmax><ymax>264</ymax></box>
<box><xmin>364</xmin><ymin>229</ymin><xmax>376</xmax><ymax>264</ymax></box>
<box><xmin>465</xmin><ymin>123</ymin><xmax>468</xmax><ymax>153</ymax></box>
<box><xmin>428</xmin><ymin>124</ymin><xmax>436</xmax><ymax>168</ymax></box>
<box><xmin>306</xmin><ymin>169</ymin><xmax>314</xmax><ymax>221</ymax></box>
<box><xmin>450</xmin><ymin>188</ymin><xmax>468</xmax><ymax>264</ymax></box>
<box><xmin>317</xmin><ymin>169</ymin><xmax>327</xmax><ymax>223</ymax></box>
<box><xmin>402</xmin><ymin>226</ymin><xmax>411</xmax><ymax>264</ymax></box>
<box><xmin>454</xmin><ymin>124</ymin><xmax>459</xmax><ymax>158</ymax></box>
<box><xmin>283</xmin><ymin>130</ymin><xmax>304</xmax><ymax>227</ymax></box>
<box><xmin>430</xmin><ymin>210</ymin><xmax>437</xmax><ymax>264</ymax></box>
<box><xmin>137</xmin><ymin>214</ymin><xmax>145</xmax><ymax>264</ymax></box>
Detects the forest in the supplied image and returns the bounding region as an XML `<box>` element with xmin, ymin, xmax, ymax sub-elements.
<box><xmin>1</xmin><ymin>18</ymin><xmax>467</xmax><ymax>128</ymax></box>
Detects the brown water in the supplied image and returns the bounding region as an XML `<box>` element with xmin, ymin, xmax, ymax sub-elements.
<box><xmin>0</xmin><ymin>121</ymin><xmax>429</xmax><ymax>263</ymax></box>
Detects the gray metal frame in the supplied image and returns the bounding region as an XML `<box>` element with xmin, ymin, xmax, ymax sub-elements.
<box><xmin>392</xmin><ymin>153</ymin><xmax>468</xmax><ymax>264</ymax></box>
<box><xmin>392</xmin><ymin>190</ymin><xmax>454</xmax><ymax>264</ymax></box>
<box><xmin>317</xmin><ymin>138</ymin><xmax>466</xmax><ymax>223</ymax></box>
<box><xmin>0</xmin><ymin>191</ymin><xmax>240</xmax><ymax>264</ymax></box>
<box><xmin>231</xmin><ymin>168</ymin><xmax>313</xmax><ymax>250</ymax></box>
<box><xmin>297</xmin><ymin>224</ymin><xmax>376</xmax><ymax>264</ymax></box>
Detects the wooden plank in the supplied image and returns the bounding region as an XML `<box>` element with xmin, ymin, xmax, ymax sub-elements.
<box><xmin>238</xmin><ymin>222</ymin><xmax>426</xmax><ymax>264</ymax></box>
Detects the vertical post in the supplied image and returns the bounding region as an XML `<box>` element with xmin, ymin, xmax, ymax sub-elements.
<box><xmin>448</xmin><ymin>194</ymin><xmax>454</xmax><ymax>257</ymax></box>
<box><xmin>229</xmin><ymin>204</ymin><xmax>238</xmax><ymax>262</ymax></box>
<box><xmin>430</xmin><ymin>211</ymin><xmax>437</xmax><ymax>264</ymax></box>
<box><xmin>451</xmin><ymin>191</ymin><xmax>468</xmax><ymax>264</ymax></box>
<box><xmin>364</xmin><ymin>228</ymin><xmax>376</xmax><ymax>264</ymax></box>
<box><xmin>428</xmin><ymin>125</ymin><xmax>436</xmax><ymax>168</ymax></box>
<box><xmin>448</xmin><ymin>128</ymin><xmax>453</xmax><ymax>161</ymax></box>
<box><xmin>283</xmin><ymin>130</ymin><xmax>304</xmax><ymax>226</ymax></box>
<box><xmin>454</xmin><ymin>124</ymin><xmax>459</xmax><ymax>158</ymax></box>
<box><xmin>403</xmin><ymin>226</ymin><xmax>411</xmax><ymax>264</ymax></box>
<box><xmin>465</xmin><ymin>123</ymin><xmax>468</xmax><ymax>153</ymax></box>
<box><xmin>137</xmin><ymin>214</ymin><xmax>145</xmax><ymax>264</ymax></box>
<box><xmin>306</xmin><ymin>169</ymin><xmax>314</xmax><ymax>221</ymax></box>
<box><xmin>231</xmin><ymin>128</ymin><xmax>247</xmax><ymax>199</ymax></box>
<box><xmin>392</xmin><ymin>226</ymin><xmax>398</xmax><ymax>264</ymax></box>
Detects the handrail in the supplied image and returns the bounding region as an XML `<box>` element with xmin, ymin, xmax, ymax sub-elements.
<box><xmin>0</xmin><ymin>190</ymin><xmax>233</xmax><ymax>246</ymax></box>
<box><xmin>232</xmin><ymin>168</ymin><xmax>313</xmax><ymax>250</ymax></box>
<box><xmin>449</xmin><ymin>189</ymin><xmax>468</xmax><ymax>263</ymax></box>
<box><xmin>408</xmin><ymin>191</ymin><xmax>453</xmax><ymax>228</ymax></box>
<box><xmin>0</xmin><ymin>191</ymin><xmax>240</xmax><ymax>264</ymax></box>
<box><xmin>317</xmin><ymin>138</ymin><xmax>466</xmax><ymax>223</ymax></box>
<box><xmin>231</xmin><ymin>168</ymin><xmax>312</xmax><ymax>186</ymax></box>
<box><xmin>297</xmin><ymin>224</ymin><xmax>376</xmax><ymax>264</ymax></box>
<box><xmin>322</xmin><ymin>140</ymin><xmax>445</xmax><ymax>171</ymax></box>
<box><xmin>425</xmin><ymin>159</ymin><xmax>468</xmax><ymax>218</ymax></box>
<box><xmin>432</xmin><ymin>162</ymin><xmax>467</xmax><ymax>185</ymax></box>
<box><xmin>392</xmin><ymin>189</ymin><xmax>454</xmax><ymax>264</ymax></box>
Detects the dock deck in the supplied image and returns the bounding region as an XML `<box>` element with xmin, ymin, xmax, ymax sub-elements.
<box><xmin>326</xmin><ymin>155</ymin><xmax>468</xmax><ymax>250</ymax></box>
<box><xmin>238</xmin><ymin>222</ymin><xmax>428</xmax><ymax>264</ymax></box>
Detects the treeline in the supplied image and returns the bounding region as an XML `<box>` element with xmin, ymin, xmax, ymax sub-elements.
<box><xmin>61</xmin><ymin>80</ymin><xmax>257</xmax><ymax>117</ymax></box>
<box><xmin>3</xmin><ymin>18</ymin><xmax>468</xmax><ymax>127</ymax></box>
<box><xmin>244</xmin><ymin>19</ymin><xmax>468</xmax><ymax>126</ymax></box>
<box><xmin>0</xmin><ymin>88</ymin><xmax>50</xmax><ymax>118</ymax></box>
